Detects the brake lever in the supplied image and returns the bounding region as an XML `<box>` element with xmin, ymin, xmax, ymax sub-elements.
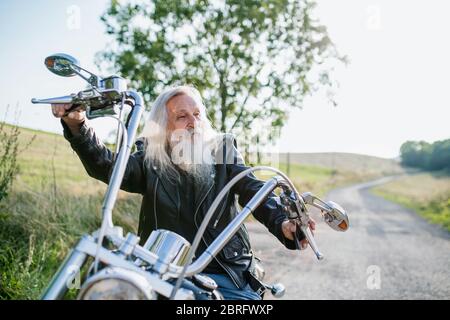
<box><xmin>31</xmin><ymin>94</ymin><xmax>76</xmax><ymax>105</ymax></box>
<box><xmin>298</xmin><ymin>223</ymin><xmax>324</xmax><ymax>260</ymax></box>
<box><xmin>279</xmin><ymin>187</ymin><xmax>324</xmax><ymax>260</ymax></box>
<box><xmin>287</xmin><ymin>191</ymin><xmax>349</xmax><ymax>260</ymax></box>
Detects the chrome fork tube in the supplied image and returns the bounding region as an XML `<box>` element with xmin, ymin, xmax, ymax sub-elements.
<box><xmin>185</xmin><ymin>177</ymin><xmax>280</xmax><ymax>276</ymax></box>
<box><xmin>101</xmin><ymin>91</ymin><xmax>144</xmax><ymax>228</ymax></box>
<box><xmin>41</xmin><ymin>237</ymin><xmax>89</xmax><ymax>300</ymax></box>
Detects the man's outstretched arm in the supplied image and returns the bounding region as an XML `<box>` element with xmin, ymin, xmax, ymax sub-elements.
<box><xmin>58</xmin><ymin>109</ymin><xmax>146</xmax><ymax>195</ymax></box>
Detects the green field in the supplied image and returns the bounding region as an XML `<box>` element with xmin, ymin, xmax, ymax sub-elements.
<box><xmin>257</xmin><ymin>151</ymin><xmax>404</xmax><ymax>196</ymax></box>
<box><xmin>0</xmin><ymin>126</ymin><xmax>141</xmax><ymax>299</ymax></box>
<box><xmin>0</xmin><ymin>125</ymin><xmax>403</xmax><ymax>299</ymax></box>
<box><xmin>372</xmin><ymin>172</ymin><xmax>450</xmax><ymax>232</ymax></box>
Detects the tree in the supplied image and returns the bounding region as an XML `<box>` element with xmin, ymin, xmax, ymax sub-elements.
<box><xmin>400</xmin><ymin>139</ymin><xmax>450</xmax><ymax>171</ymax></box>
<box><xmin>429</xmin><ymin>140</ymin><xmax>450</xmax><ymax>171</ymax></box>
<box><xmin>400</xmin><ymin>141</ymin><xmax>431</xmax><ymax>168</ymax></box>
<box><xmin>98</xmin><ymin>0</ymin><xmax>345</xmax><ymax>151</ymax></box>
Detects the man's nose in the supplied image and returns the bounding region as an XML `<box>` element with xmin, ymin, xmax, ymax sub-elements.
<box><xmin>186</xmin><ymin>115</ymin><xmax>197</xmax><ymax>129</ymax></box>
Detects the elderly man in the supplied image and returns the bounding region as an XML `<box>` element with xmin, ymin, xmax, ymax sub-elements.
<box><xmin>51</xmin><ymin>85</ymin><xmax>314</xmax><ymax>300</ymax></box>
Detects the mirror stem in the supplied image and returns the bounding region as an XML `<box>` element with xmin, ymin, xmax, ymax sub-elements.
<box><xmin>69</xmin><ymin>64</ymin><xmax>102</xmax><ymax>92</ymax></box>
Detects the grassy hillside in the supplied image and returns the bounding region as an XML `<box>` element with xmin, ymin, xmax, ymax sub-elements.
<box><xmin>0</xmin><ymin>125</ymin><xmax>401</xmax><ymax>299</ymax></box>
<box><xmin>372</xmin><ymin>171</ymin><xmax>450</xmax><ymax>231</ymax></box>
<box><xmin>0</xmin><ymin>126</ymin><xmax>141</xmax><ymax>299</ymax></box>
<box><xmin>278</xmin><ymin>152</ymin><xmax>404</xmax><ymax>178</ymax></box>
<box><xmin>258</xmin><ymin>152</ymin><xmax>404</xmax><ymax>195</ymax></box>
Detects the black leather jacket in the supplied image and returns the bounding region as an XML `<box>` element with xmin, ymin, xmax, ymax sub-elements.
<box><xmin>61</xmin><ymin>120</ymin><xmax>297</xmax><ymax>289</ymax></box>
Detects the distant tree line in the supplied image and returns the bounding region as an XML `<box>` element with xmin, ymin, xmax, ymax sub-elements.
<box><xmin>400</xmin><ymin>139</ymin><xmax>450</xmax><ymax>171</ymax></box>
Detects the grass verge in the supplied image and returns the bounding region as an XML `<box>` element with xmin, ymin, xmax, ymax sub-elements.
<box><xmin>372</xmin><ymin>171</ymin><xmax>450</xmax><ymax>232</ymax></box>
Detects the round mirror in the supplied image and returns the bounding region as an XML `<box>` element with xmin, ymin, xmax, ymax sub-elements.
<box><xmin>324</xmin><ymin>201</ymin><xmax>349</xmax><ymax>232</ymax></box>
<box><xmin>44</xmin><ymin>53</ymin><xmax>80</xmax><ymax>77</ymax></box>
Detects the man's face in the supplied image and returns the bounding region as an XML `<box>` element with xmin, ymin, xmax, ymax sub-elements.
<box><xmin>166</xmin><ymin>94</ymin><xmax>201</xmax><ymax>133</ymax></box>
<box><xmin>165</xmin><ymin>93</ymin><xmax>214</xmax><ymax>182</ymax></box>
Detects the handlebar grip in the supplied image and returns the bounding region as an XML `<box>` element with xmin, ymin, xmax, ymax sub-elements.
<box><xmin>62</xmin><ymin>103</ymin><xmax>84</xmax><ymax>117</ymax></box>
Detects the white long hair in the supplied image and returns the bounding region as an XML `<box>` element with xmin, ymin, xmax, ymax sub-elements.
<box><xmin>139</xmin><ymin>85</ymin><xmax>218</xmax><ymax>182</ymax></box>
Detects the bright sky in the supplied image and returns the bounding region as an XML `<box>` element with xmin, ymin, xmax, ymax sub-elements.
<box><xmin>1</xmin><ymin>0</ymin><xmax>449</xmax><ymax>158</ymax></box>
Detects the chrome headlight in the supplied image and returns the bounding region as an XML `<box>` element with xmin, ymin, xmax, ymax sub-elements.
<box><xmin>78</xmin><ymin>267</ymin><xmax>154</xmax><ymax>300</ymax></box>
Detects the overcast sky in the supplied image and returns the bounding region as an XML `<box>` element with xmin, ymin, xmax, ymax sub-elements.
<box><xmin>1</xmin><ymin>0</ymin><xmax>449</xmax><ymax>158</ymax></box>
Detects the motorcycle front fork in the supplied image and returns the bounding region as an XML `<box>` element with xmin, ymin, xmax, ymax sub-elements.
<box><xmin>41</xmin><ymin>237</ymin><xmax>89</xmax><ymax>300</ymax></box>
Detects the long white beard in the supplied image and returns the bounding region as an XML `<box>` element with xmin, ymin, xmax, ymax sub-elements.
<box><xmin>169</xmin><ymin>127</ymin><xmax>215</xmax><ymax>186</ymax></box>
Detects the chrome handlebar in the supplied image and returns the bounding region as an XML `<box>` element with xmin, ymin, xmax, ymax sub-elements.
<box><xmin>31</xmin><ymin>75</ymin><xmax>128</xmax><ymax>119</ymax></box>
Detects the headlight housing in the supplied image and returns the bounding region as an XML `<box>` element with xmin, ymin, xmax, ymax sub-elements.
<box><xmin>78</xmin><ymin>267</ymin><xmax>154</xmax><ymax>300</ymax></box>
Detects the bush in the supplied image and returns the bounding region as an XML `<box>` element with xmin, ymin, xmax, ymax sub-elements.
<box><xmin>0</xmin><ymin>125</ymin><xmax>20</xmax><ymax>203</ymax></box>
<box><xmin>0</xmin><ymin>106</ymin><xmax>36</xmax><ymax>203</ymax></box>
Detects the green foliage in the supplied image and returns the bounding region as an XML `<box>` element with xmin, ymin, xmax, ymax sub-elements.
<box><xmin>0</xmin><ymin>108</ymin><xmax>35</xmax><ymax>203</ymax></box>
<box><xmin>0</xmin><ymin>126</ymin><xmax>141</xmax><ymax>299</ymax></box>
<box><xmin>419</xmin><ymin>196</ymin><xmax>450</xmax><ymax>232</ymax></box>
<box><xmin>0</xmin><ymin>121</ymin><xmax>20</xmax><ymax>202</ymax></box>
<box><xmin>373</xmin><ymin>186</ymin><xmax>450</xmax><ymax>232</ymax></box>
<box><xmin>429</xmin><ymin>139</ymin><xmax>450</xmax><ymax>171</ymax></box>
<box><xmin>0</xmin><ymin>187</ymin><xmax>141</xmax><ymax>299</ymax></box>
<box><xmin>400</xmin><ymin>139</ymin><xmax>450</xmax><ymax>171</ymax></box>
<box><xmin>97</xmin><ymin>0</ymin><xmax>346</xmax><ymax>150</ymax></box>
<box><xmin>372</xmin><ymin>171</ymin><xmax>450</xmax><ymax>232</ymax></box>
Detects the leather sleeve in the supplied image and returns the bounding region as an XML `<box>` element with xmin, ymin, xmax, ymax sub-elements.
<box><xmin>61</xmin><ymin>119</ymin><xmax>146</xmax><ymax>194</ymax></box>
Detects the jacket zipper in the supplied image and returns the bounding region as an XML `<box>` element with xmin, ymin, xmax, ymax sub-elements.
<box><xmin>212</xmin><ymin>194</ymin><xmax>229</xmax><ymax>229</ymax></box>
<box><xmin>193</xmin><ymin>183</ymin><xmax>240</xmax><ymax>288</ymax></box>
<box><xmin>193</xmin><ymin>182</ymin><xmax>214</xmax><ymax>231</ymax></box>
<box><xmin>153</xmin><ymin>177</ymin><xmax>159</xmax><ymax>229</ymax></box>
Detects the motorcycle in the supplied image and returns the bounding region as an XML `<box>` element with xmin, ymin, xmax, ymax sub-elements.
<box><xmin>31</xmin><ymin>53</ymin><xmax>349</xmax><ymax>300</ymax></box>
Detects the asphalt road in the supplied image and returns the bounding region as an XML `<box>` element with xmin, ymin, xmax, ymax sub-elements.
<box><xmin>247</xmin><ymin>177</ymin><xmax>450</xmax><ymax>299</ymax></box>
